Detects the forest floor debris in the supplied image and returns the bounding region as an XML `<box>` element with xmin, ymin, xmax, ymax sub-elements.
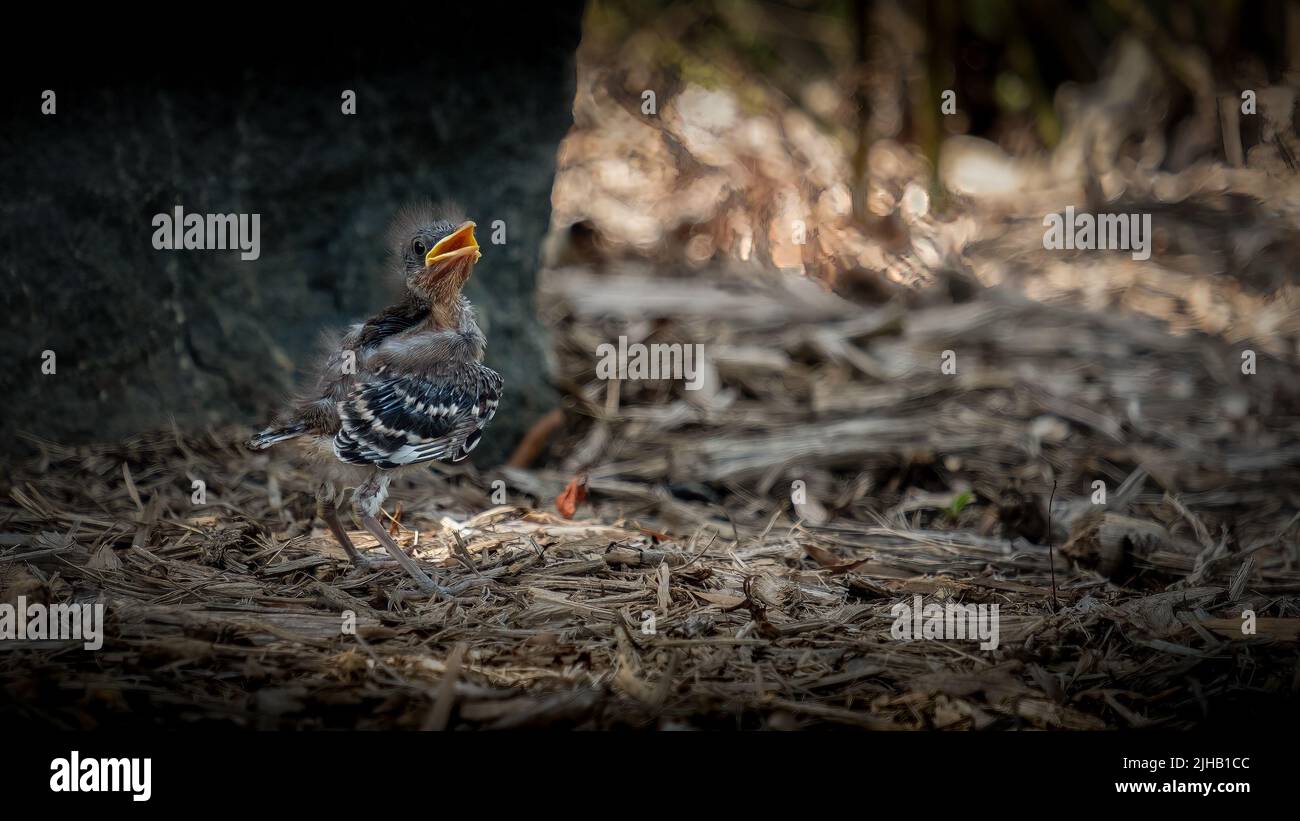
<box><xmin>3</xmin><ymin>257</ymin><xmax>1297</xmax><ymax>729</ymax></box>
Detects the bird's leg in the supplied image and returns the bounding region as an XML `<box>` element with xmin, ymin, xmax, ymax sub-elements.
<box><xmin>318</xmin><ymin>482</ymin><xmax>395</xmax><ymax>572</ymax></box>
<box><xmin>361</xmin><ymin>514</ymin><xmax>451</xmax><ymax>597</ymax></box>
<box><xmin>317</xmin><ymin>496</ymin><xmax>368</xmax><ymax>567</ymax></box>
<box><xmin>354</xmin><ymin>472</ymin><xmax>450</xmax><ymax>597</ymax></box>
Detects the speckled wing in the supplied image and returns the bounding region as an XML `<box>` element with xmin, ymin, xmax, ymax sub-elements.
<box><xmin>333</xmin><ymin>366</ymin><xmax>502</xmax><ymax>469</ymax></box>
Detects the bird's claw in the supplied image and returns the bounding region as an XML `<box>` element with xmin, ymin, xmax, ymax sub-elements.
<box><xmin>414</xmin><ymin>577</ymin><xmax>456</xmax><ymax>599</ymax></box>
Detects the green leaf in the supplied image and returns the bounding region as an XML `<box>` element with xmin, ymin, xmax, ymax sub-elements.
<box><xmin>945</xmin><ymin>491</ymin><xmax>973</xmax><ymax>519</ymax></box>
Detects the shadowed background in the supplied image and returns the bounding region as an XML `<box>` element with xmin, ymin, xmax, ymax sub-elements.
<box><xmin>0</xmin><ymin>5</ymin><xmax>585</xmax><ymax>465</ymax></box>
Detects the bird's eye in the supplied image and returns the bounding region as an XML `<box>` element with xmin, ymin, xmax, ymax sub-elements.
<box><xmin>412</xmin><ymin>240</ymin><xmax>427</xmax><ymax>256</ymax></box>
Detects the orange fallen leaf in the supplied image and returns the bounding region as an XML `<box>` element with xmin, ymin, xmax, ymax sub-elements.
<box><xmin>555</xmin><ymin>474</ymin><xmax>589</xmax><ymax>519</ymax></box>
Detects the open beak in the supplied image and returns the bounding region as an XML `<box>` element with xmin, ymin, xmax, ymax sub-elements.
<box><xmin>424</xmin><ymin>221</ymin><xmax>481</xmax><ymax>268</ymax></box>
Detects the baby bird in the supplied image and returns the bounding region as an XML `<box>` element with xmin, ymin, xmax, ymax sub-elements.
<box><xmin>249</xmin><ymin>205</ymin><xmax>503</xmax><ymax>595</ymax></box>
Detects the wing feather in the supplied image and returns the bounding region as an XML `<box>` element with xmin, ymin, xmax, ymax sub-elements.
<box><xmin>333</xmin><ymin>366</ymin><xmax>502</xmax><ymax>469</ymax></box>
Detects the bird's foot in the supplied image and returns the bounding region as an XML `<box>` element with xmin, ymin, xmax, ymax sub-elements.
<box><xmin>410</xmin><ymin>575</ymin><xmax>456</xmax><ymax>599</ymax></box>
<box><xmin>361</xmin><ymin>513</ymin><xmax>453</xmax><ymax>600</ymax></box>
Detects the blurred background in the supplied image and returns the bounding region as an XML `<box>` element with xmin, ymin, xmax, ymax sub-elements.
<box><xmin>529</xmin><ymin>0</ymin><xmax>1300</xmax><ymax>535</ymax></box>
<box><xmin>547</xmin><ymin>0</ymin><xmax>1299</xmax><ymax>318</ymax></box>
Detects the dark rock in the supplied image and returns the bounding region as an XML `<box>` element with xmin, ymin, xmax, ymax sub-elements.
<box><xmin>0</xmin><ymin>6</ymin><xmax>584</xmax><ymax>466</ymax></box>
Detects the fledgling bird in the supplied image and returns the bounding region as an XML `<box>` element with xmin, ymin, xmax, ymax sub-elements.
<box><xmin>248</xmin><ymin>205</ymin><xmax>503</xmax><ymax>595</ymax></box>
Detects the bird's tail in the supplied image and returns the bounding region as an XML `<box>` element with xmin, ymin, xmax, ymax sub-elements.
<box><xmin>247</xmin><ymin>422</ymin><xmax>307</xmax><ymax>450</ymax></box>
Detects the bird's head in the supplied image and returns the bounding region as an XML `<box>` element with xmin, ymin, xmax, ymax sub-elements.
<box><xmin>390</xmin><ymin>206</ymin><xmax>482</xmax><ymax>304</ymax></box>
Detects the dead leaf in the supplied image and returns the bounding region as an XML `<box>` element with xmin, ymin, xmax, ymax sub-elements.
<box><xmin>805</xmin><ymin>543</ymin><xmax>870</xmax><ymax>573</ymax></box>
<box><xmin>695</xmin><ymin>590</ymin><xmax>746</xmax><ymax>608</ymax></box>
<box><xmin>86</xmin><ymin>545</ymin><xmax>122</xmax><ymax>571</ymax></box>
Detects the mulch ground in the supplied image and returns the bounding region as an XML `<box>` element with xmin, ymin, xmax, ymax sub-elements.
<box><xmin>5</xmin><ymin>218</ymin><xmax>1299</xmax><ymax>730</ymax></box>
